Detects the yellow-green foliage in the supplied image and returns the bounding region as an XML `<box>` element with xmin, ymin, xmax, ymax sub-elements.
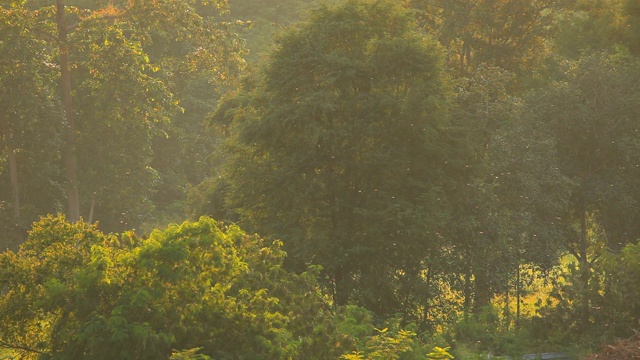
<box><xmin>0</xmin><ymin>215</ymin><xmax>343</xmax><ymax>359</ymax></box>
<box><xmin>340</xmin><ymin>327</ymin><xmax>417</xmax><ymax>360</ymax></box>
<box><xmin>169</xmin><ymin>348</ymin><xmax>211</xmax><ymax>360</ymax></box>
<box><xmin>337</xmin><ymin>306</ymin><xmax>454</xmax><ymax>360</ymax></box>
<box><xmin>426</xmin><ymin>346</ymin><xmax>455</xmax><ymax>359</ymax></box>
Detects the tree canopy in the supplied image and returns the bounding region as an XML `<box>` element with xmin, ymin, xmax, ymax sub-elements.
<box><xmin>216</xmin><ymin>0</ymin><xmax>454</xmax><ymax>320</ymax></box>
<box><xmin>3</xmin><ymin>0</ymin><xmax>640</xmax><ymax>357</ymax></box>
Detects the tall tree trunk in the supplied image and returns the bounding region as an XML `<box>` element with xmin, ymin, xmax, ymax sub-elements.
<box><xmin>423</xmin><ymin>266</ymin><xmax>432</xmax><ymax>325</ymax></box>
<box><xmin>516</xmin><ymin>262</ymin><xmax>521</xmax><ymax>329</ymax></box>
<box><xmin>0</xmin><ymin>111</ymin><xmax>20</xmax><ymax>222</ymax></box>
<box><xmin>578</xmin><ymin>202</ymin><xmax>590</xmax><ymax>326</ymax></box>
<box><xmin>504</xmin><ymin>281</ymin><xmax>510</xmax><ymax>331</ymax></box>
<box><xmin>333</xmin><ymin>266</ymin><xmax>348</xmax><ymax>307</ymax></box>
<box><xmin>88</xmin><ymin>193</ymin><xmax>96</xmax><ymax>224</ymax></box>
<box><xmin>463</xmin><ymin>260</ymin><xmax>472</xmax><ymax>319</ymax></box>
<box><xmin>474</xmin><ymin>239</ymin><xmax>491</xmax><ymax>313</ymax></box>
<box><xmin>56</xmin><ymin>0</ymin><xmax>80</xmax><ymax>222</ymax></box>
<box><xmin>474</xmin><ymin>264</ymin><xmax>491</xmax><ymax>312</ymax></box>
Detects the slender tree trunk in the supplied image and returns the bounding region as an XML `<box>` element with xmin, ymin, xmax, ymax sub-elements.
<box><xmin>0</xmin><ymin>111</ymin><xmax>20</xmax><ymax>222</ymax></box>
<box><xmin>516</xmin><ymin>262</ymin><xmax>521</xmax><ymax>329</ymax></box>
<box><xmin>460</xmin><ymin>35</ymin><xmax>472</xmax><ymax>75</ymax></box>
<box><xmin>329</xmin><ymin>189</ymin><xmax>348</xmax><ymax>308</ymax></box>
<box><xmin>56</xmin><ymin>0</ymin><xmax>80</xmax><ymax>222</ymax></box>
<box><xmin>459</xmin><ymin>46</ymin><xmax>466</xmax><ymax>75</ymax></box>
<box><xmin>423</xmin><ymin>266</ymin><xmax>432</xmax><ymax>325</ymax></box>
<box><xmin>333</xmin><ymin>266</ymin><xmax>348</xmax><ymax>307</ymax></box>
<box><xmin>464</xmin><ymin>262</ymin><xmax>472</xmax><ymax>320</ymax></box>
<box><xmin>88</xmin><ymin>193</ymin><xmax>96</xmax><ymax>224</ymax></box>
<box><xmin>504</xmin><ymin>282</ymin><xmax>510</xmax><ymax>331</ymax></box>
<box><xmin>474</xmin><ymin>266</ymin><xmax>490</xmax><ymax>312</ymax></box>
<box><xmin>474</xmin><ymin>242</ymin><xmax>491</xmax><ymax>313</ymax></box>
<box><xmin>578</xmin><ymin>202</ymin><xmax>590</xmax><ymax>326</ymax></box>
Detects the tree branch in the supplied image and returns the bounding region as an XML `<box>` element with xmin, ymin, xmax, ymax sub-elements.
<box><xmin>0</xmin><ymin>340</ymin><xmax>48</xmax><ymax>355</ymax></box>
<box><xmin>565</xmin><ymin>242</ymin><xmax>579</xmax><ymax>260</ymax></box>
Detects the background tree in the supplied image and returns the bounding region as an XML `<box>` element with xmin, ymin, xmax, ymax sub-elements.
<box><xmin>624</xmin><ymin>0</ymin><xmax>640</xmax><ymax>54</ymax></box>
<box><xmin>124</xmin><ymin>0</ymin><xmax>247</xmax><ymax>232</ymax></box>
<box><xmin>0</xmin><ymin>1</ymin><xmax>64</xmax><ymax>247</ymax></box>
<box><xmin>410</xmin><ymin>0</ymin><xmax>566</xmax><ymax>76</ymax></box>
<box><xmin>71</xmin><ymin>16</ymin><xmax>177</xmax><ymax>231</ymax></box>
<box><xmin>596</xmin><ymin>240</ymin><xmax>640</xmax><ymax>337</ymax></box>
<box><xmin>526</xmin><ymin>51</ymin><xmax>640</xmax><ymax>330</ymax></box>
<box><xmin>445</xmin><ymin>65</ymin><xmax>571</xmax><ymax>319</ymax></box>
<box><xmin>216</xmin><ymin>0</ymin><xmax>452</xmax><ymax>321</ymax></box>
<box><xmin>226</xmin><ymin>0</ymin><xmax>316</xmax><ymax>63</ymax></box>
<box><xmin>1</xmin><ymin>0</ymin><xmax>246</xmax><ymax>234</ymax></box>
<box><xmin>553</xmin><ymin>0</ymin><xmax>630</xmax><ymax>59</ymax></box>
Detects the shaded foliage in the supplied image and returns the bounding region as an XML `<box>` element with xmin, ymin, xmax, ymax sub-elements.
<box><xmin>215</xmin><ymin>0</ymin><xmax>453</xmax><ymax>321</ymax></box>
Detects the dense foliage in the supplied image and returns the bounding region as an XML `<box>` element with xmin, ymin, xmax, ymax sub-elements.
<box><xmin>0</xmin><ymin>216</ymin><xmax>455</xmax><ymax>359</ymax></box>
<box><xmin>0</xmin><ymin>216</ymin><xmax>340</xmax><ymax>359</ymax></box>
<box><xmin>217</xmin><ymin>0</ymin><xmax>452</xmax><ymax>321</ymax></box>
<box><xmin>0</xmin><ymin>0</ymin><xmax>245</xmax><ymax>238</ymax></box>
<box><xmin>2</xmin><ymin>0</ymin><xmax>640</xmax><ymax>358</ymax></box>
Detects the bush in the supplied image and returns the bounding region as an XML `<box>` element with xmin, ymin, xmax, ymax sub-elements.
<box><xmin>0</xmin><ymin>215</ymin><xmax>343</xmax><ymax>359</ymax></box>
<box><xmin>337</xmin><ymin>306</ymin><xmax>452</xmax><ymax>360</ymax></box>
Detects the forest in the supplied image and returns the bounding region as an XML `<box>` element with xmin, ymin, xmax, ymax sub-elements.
<box><xmin>1</xmin><ymin>0</ymin><xmax>640</xmax><ymax>358</ymax></box>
